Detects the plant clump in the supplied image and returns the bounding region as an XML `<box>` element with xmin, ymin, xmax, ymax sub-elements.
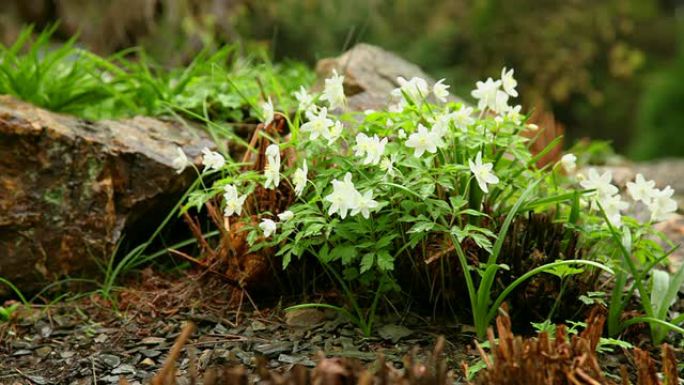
<box><xmin>182</xmin><ymin>64</ymin><xmax>681</xmax><ymax>343</ymax></box>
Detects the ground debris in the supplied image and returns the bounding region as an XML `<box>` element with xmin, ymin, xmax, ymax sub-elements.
<box><xmin>467</xmin><ymin>307</ymin><xmax>681</xmax><ymax>385</ymax></box>
<box><xmin>141</xmin><ymin>321</ymin><xmax>453</xmax><ymax>385</ymax></box>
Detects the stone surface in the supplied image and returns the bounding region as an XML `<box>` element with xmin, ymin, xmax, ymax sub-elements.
<box><xmin>0</xmin><ymin>96</ymin><xmax>213</xmax><ymax>294</ymax></box>
<box><xmin>315</xmin><ymin>43</ymin><xmax>463</xmax><ymax>111</ymax></box>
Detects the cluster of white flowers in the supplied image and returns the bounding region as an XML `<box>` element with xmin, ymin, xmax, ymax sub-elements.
<box><xmin>354</xmin><ymin>133</ymin><xmax>388</xmax><ymax>165</ymax></box>
<box><xmin>580</xmin><ymin>169</ymin><xmax>626</xmax><ymax>226</ymax></box>
<box><xmin>389</xmin><ymin>76</ymin><xmax>452</xmax><ymax>111</ymax></box>
<box><xmin>470</xmin><ymin>67</ymin><xmax>520</xmax><ymax>116</ymax></box>
<box><xmin>391</xmin><ymin>76</ymin><xmax>428</xmax><ymax>105</ymax></box>
<box><xmin>259</xmin><ymin>209</ymin><xmax>294</xmax><ymax>238</ymax></box>
<box><xmin>208</xmin><ymin>67</ymin><xmax>678</xmax><ymax>246</ymax></box>
<box><xmin>627</xmin><ymin>174</ymin><xmax>678</xmax><ymax>222</ymax></box>
<box><xmin>579</xmin><ymin>169</ymin><xmax>678</xmax><ymax>226</ymax></box>
<box><xmin>324</xmin><ymin>173</ymin><xmax>378</xmax><ymax>219</ymax></box>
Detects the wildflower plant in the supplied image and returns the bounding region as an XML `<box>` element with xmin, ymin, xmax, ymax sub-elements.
<box><xmin>186</xmin><ymin>67</ymin><xmax>680</xmax><ymax>341</ymax></box>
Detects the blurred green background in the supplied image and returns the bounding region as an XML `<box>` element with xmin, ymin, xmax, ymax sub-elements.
<box><xmin>1</xmin><ymin>0</ymin><xmax>682</xmax><ymax>160</ymax></box>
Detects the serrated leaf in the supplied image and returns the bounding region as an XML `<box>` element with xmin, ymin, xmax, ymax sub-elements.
<box><xmin>377</xmin><ymin>251</ymin><xmax>394</xmax><ymax>271</ymax></box>
<box><xmin>407</xmin><ymin>221</ymin><xmax>435</xmax><ymax>234</ymax></box>
<box><xmin>360</xmin><ymin>253</ymin><xmax>374</xmax><ymax>273</ymax></box>
<box><xmin>330</xmin><ymin>245</ymin><xmax>357</xmax><ymax>265</ymax></box>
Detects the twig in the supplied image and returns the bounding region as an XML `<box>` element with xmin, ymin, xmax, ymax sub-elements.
<box><xmin>151</xmin><ymin>322</ymin><xmax>195</xmax><ymax>385</ymax></box>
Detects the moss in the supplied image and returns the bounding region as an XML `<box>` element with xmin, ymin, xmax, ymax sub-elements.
<box><xmin>43</xmin><ymin>186</ymin><xmax>64</xmax><ymax>206</ymax></box>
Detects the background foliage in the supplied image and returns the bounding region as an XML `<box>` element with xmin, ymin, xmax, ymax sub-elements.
<box><xmin>0</xmin><ymin>0</ymin><xmax>682</xmax><ymax>159</ymax></box>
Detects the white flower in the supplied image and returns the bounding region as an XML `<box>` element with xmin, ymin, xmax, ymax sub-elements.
<box><xmin>380</xmin><ymin>154</ymin><xmax>397</xmax><ymax>177</ymax></box>
<box><xmin>580</xmin><ymin>168</ymin><xmax>619</xmax><ymax>200</ymax></box>
<box><xmin>560</xmin><ymin>153</ymin><xmax>577</xmax><ymax>174</ymax></box>
<box><xmin>469</xmin><ymin>152</ymin><xmax>499</xmax><ymax>193</ymax></box>
<box><xmin>171</xmin><ymin>147</ymin><xmax>190</xmax><ymax>174</ymax></box>
<box><xmin>259</xmin><ymin>218</ymin><xmax>277</xmax><ymax>238</ymax></box>
<box><xmin>300</xmin><ymin>107</ymin><xmax>334</xmax><ymax>141</ymax></box>
<box><xmin>388</xmin><ymin>101</ymin><xmax>405</xmax><ymax>113</ymax></box>
<box><xmin>397</xmin><ymin>129</ymin><xmax>407</xmax><ymax>139</ymax></box>
<box><xmin>326</xmin><ymin>120</ymin><xmax>344</xmax><ymax>145</ymax></box>
<box><xmin>431</xmin><ymin>113</ymin><xmax>452</xmax><ymax>138</ymax></box>
<box><xmin>265</xmin><ymin>143</ymin><xmax>280</xmax><ymax>160</ymax></box>
<box><xmin>453</xmin><ymin>106</ymin><xmax>475</xmax><ymax>131</ymax></box>
<box><xmin>505</xmin><ymin>104</ymin><xmax>523</xmax><ymax>124</ymax></box>
<box><xmin>223</xmin><ymin>184</ymin><xmax>247</xmax><ymax>217</ymax></box>
<box><xmin>320</xmin><ymin>69</ymin><xmax>346</xmax><ymax>110</ymax></box>
<box><xmin>293</xmin><ymin>86</ymin><xmax>314</xmax><ymax>113</ymax></box>
<box><xmin>648</xmin><ymin>186</ymin><xmax>678</xmax><ymax>222</ymax></box>
<box><xmin>264</xmin><ymin>144</ymin><xmax>281</xmax><ymax>189</ymax></box>
<box><xmin>351</xmin><ymin>190</ymin><xmax>379</xmax><ymax>219</ymax></box>
<box><xmin>201</xmin><ymin>147</ymin><xmax>225</xmax><ymax>171</ymax></box>
<box><xmin>433</xmin><ymin>79</ymin><xmax>450</xmax><ymax>103</ymax></box>
<box><xmin>354</xmin><ymin>133</ymin><xmax>388</xmax><ymax>165</ymax></box>
<box><xmin>405</xmin><ymin>124</ymin><xmax>439</xmax><ymax>157</ymax></box>
<box><xmin>470</xmin><ymin>77</ymin><xmax>502</xmax><ymax>111</ymax></box>
<box><xmin>493</xmin><ymin>90</ymin><xmax>510</xmax><ymax>115</ymax></box>
<box><xmin>262</xmin><ymin>97</ymin><xmax>275</xmax><ymax>126</ymax></box>
<box><xmin>324</xmin><ymin>172</ymin><xmax>360</xmax><ymax>219</ymax></box>
<box><xmin>626</xmin><ymin>174</ymin><xmax>657</xmax><ymax>204</ymax></box>
<box><xmin>292</xmin><ymin>161</ymin><xmax>308</xmax><ymax>196</ymax></box>
<box><xmin>600</xmin><ymin>193</ymin><xmax>629</xmax><ymax>227</ymax></box>
<box><xmin>278</xmin><ymin>210</ymin><xmax>294</xmax><ymax>222</ymax></box>
<box><xmin>392</xmin><ymin>76</ymin><xmax>429</xmax><ymax>103</ymax></box>
<box><xmin>501</xmin><ymin>67</ymin><xmax>518</xmax><ymax>97</ymax></box>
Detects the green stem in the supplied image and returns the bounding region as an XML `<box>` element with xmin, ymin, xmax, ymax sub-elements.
<box><xmin>485</xmin><ymin>260</ymin><xmax>613</xmax><ymax>327</ymax></box>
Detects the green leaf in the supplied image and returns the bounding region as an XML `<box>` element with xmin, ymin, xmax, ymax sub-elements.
<box><xmin>360</xmin><ymin>253</ymin><xmax>374</xmax><ymax>273</ymax></box>
<box><xmin>376</xmin><ymin>250</ymin><xmax>394</xmax><ymax>271</ymax></box>
<box><xmin>545</xmin><ymin>264</ymin><xmax>584</xmax><ymax>278</ymax></box>
<box><xmin>469</xmin><ymin>233</ymin><xmax>493</xmax><ymax>253</ymax></box>
<box><xmin>407</xmin><ymin>221</ymin><xmax>435</xmax><ymax>234</ymax></box>
<box><xmin>330</xmin><ymin>245</ymin><xmax>357</xmax><ymax>265</ymax></box>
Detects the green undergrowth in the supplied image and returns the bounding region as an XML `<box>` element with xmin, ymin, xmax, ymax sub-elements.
<box><xmin>0</xmin><ymin>24</ymin><xmax>314</xmax><ymax>123</ymax></box>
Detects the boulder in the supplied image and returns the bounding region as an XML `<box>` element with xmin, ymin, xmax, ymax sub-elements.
<box><xmin>315</xmin><ymin>43</ymin><xmax>464</xmax><ymax>111</ymax></box>
<box><xmin>0</xmin><ymin>96</ymin><xmax>213</xmax><ymax>294</ymax></box>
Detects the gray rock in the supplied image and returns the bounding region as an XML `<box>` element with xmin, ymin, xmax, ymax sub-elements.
<box><xmin>285</xmin><ymin>308</ymin><xmax>326</xmax><ymax>328</ymax></box>
<box><xmin>111</xmin><ymin>363</ymin><xmax>136</xmax><ymax>375</ymax></box>
<box><xmin>100</xmin><ymin>354</ymin><xmax>121</xmax><ymax>368</ymax></box>
<box><xmin>377</xmin><ymin>324</ymin><xmax>414</xmax><ymax>343</ymax></box>
<box><xmin>315</xmin><ymin>43</ymin><xmax>463</xmax><ymax>111</ymax></box>
<box><xmin>0</xmin><ymin>96</ymin><xmax>213</xmax><ymax>294</ymax></box>
<box><xmin>140</xmin><ymin>349</ymin><xmax>161</xmax><ymax>358</ymax></box>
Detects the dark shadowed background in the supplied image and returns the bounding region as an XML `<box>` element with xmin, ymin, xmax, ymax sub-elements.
<box><xmin>1</xmin><ymin>0</ymin><xmax>683</xmax><ymax>159</ymax></box>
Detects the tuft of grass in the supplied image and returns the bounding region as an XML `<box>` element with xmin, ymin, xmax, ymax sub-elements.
<box><xmin>0</xmin><ymin>24</ymin><xmax>113</xmax><ymax>117</ymax></box>
<box><xmin>0</xmin><ymin>25</ymin><xmax>314</xmax><ymax>123</ymax></box>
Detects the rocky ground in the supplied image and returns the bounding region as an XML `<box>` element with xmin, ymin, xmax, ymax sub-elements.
<box><xmin>0</xmin><ymin>270</ymin><xmax>472</xmax><ymax>385</ymax></box>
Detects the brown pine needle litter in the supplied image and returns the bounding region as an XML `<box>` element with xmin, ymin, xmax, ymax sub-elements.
<box><xmin>117</xmin><ymin>308</ymin><xmax>682</xmax><ymax>385</ymax></box>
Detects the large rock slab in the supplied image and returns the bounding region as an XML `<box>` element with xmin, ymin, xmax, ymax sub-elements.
<box><xmin>315</xmin><ymin>43</ymin><xmax>464</xmax><ymax>111</ymax></box>
<box><xmin>0</xmin><ymin>96</ymin><xmax>212</xmax><ymax>294</ymax></box>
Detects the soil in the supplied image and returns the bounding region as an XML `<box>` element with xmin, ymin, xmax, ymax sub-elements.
<box><xmin>0</xmin><ymin>269</ymin><xmax>474</xmax><ymax>385</ymax></box>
